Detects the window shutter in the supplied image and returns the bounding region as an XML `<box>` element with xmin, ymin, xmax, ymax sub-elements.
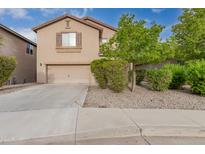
<box><xmin>56</xmin><ymin>33</ymin><xmax>62</xmax><ymax>47</ymax></box>
<box><xmin>76</xmin><ymin>32</ymin><xmax>82</xmax><ymax>47</ymax></box>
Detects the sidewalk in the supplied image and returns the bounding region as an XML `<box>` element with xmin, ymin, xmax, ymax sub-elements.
<box><xmin>1</xmin><ymin>108</ymin><xmax>205</xmax><ymax>144</ymax></box>
<box><xmin>76</xmin><ymin>108</ymin><xmax>205</xmax><ymax>143</ymax></box>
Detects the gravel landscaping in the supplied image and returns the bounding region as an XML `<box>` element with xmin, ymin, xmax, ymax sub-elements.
<box><xmin>83</xmin><ymin>83</ymin><xmax>205</xmax><ymax>110</ymax></box>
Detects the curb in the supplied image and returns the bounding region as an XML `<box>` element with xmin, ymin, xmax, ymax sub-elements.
<box><xmin>2</xmin><ymin>126</ymin><xmax>205</xmax><ymax>144</ymax></box>
<box><xmin>141</xmin><ymin>126</ymin><xmax>205</xmax><ymax>137</ymax></box>
<box><xmin>0</xmin><ymin>134</ymin><xmax>75</xmax><ymax>145</ymax></box>
<box><xmin>76</xmin><ymin>126</ymin><xmax>141</xmax><ymax>142</ymax></box>
<box><xmin>75</xmin><ymin>86</ymin><xmax>88</xmax><ymax>107</ymax></box>
<box><xmin>75</xmin><ymin>126</ymin><xmax>205</xmax><ymax>142</ymax></box>
<box><xmin>0</xmin><ymin>83</ymin><xmax>37</xmax><ymax>91</ymax></box>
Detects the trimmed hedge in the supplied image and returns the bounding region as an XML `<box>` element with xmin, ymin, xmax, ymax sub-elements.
<box><xmin>0</xmin><ymin>56</ymin><xmax>16</xmax><ymax>86</ymax></box>
<box><xmin>163</xmin><ymin>64</ymin><xmax>186</xmax><ymax>89</ymax></box>
<box><xmin>147</xmin><ymin>69</ymin><xmax>172</xmax><ymax>91</ymax></box>
<box><xmin>91</xmin><ymin>59</ymin><xmax>128</xmax><ymax>92</ymax></box>
<box><xmin>186</xmin><ymin>59</ymin><xmax>205</xmax><ymax>96</ymax></box>
<box><xmin>136</xmin><ymin>69</ymin><xmax>146</xmax><ymax>85</ymax></box>
<box><xmin>91</xmin><ymin>58</ymin><xmax>108</xmax><ymax>89</ymax></box>
<box><xmin>104</xmin><ymin>60</ymin><xmax>128</xmax><ymax>92</ymax></box>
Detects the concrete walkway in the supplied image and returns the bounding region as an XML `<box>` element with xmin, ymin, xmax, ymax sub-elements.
<box><xmin>1</xmin><ymin>108</ymin><xmax>205</xmax><ymax>144</ymax></box>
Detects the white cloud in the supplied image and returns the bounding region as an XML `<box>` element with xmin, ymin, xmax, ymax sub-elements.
<box><xmin>151</xmin><ymin>9</ymin><xmax>165</xmax><ymax>14</ymax></box>
<box><xmin>39</xmin><ymin>8</ymin><xmax>93</xmax><ymax>18</ymax></box>
<box><xmin>69</xmin><ymin>8</ymin><xmax>93</xmax><ymax>18</ymax></box>
<box><xmin>0</xmin><ymin>8</ymin><xmax>31</xmax><ymax>19</ymax></box>
<box><xmin>40</xmin><ymin>8</ymin><xmax>61</xmax><ymax>17</ymax></box>
<box><xmin>144</xmin><ymin>18</ymin><xmax>151</xmax><ymax>23</ymax></box>
<box><xmin>14</xmin><ymin>28</ymin><xmax>36</xmax><ymax>42</ymax></box>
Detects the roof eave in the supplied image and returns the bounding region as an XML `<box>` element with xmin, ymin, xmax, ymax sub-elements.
<box><xmin>0</xmin><ymin>24</ymin><xmax>37</xmax><ymax>46</ymax></box>
<box><xmin>32</xmin><ymin>14</ymin><xmax>103</xmax><ymax>33</ymax></box>
<box><xmin>82</xmin><ymin>16</ymin><xmax>117</xmax><ymax>32</ymax></box>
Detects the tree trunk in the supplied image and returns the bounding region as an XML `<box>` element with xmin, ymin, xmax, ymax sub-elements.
<box><xmin>131</xmin><ymin>63</ymin><xmax>136</xmax><ymax>92</ymax></box>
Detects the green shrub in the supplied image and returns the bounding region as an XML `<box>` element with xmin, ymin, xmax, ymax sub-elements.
<box><xmin>186</xmin><ymin>59</ymin><xmax>205</xmax><ymax>96</ymax></box>
<box><xmin>136</xmin><ymin>69</ymin><xmax>146</xmax><ymax>85</ymax></box>
<box><xmin>104</xmin><ymin>60</ymin><xmax>128</xmax><ymax>92</ymax></box>
<box><xmin>91</xmin><ymin>58</ymin><xmax>108</xmax><ymax>89</ymax></box>
<box><xmin>0</xmin><ymin>56</ymin><xmax>16</xmax><ymax>86</ymax></box>
<box><xmin>163</xmin><ymin>64</ymin><xmax>186</xmax><ymax>89</ymax></box>
<box><xmin>147</xmin><ymin>69</ymin><xmax>172</xmax><ymax>91</ymax></box>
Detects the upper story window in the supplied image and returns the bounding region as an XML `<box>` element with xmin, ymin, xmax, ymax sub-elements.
<box><xmin>56</xmin><ymin>32</ymin><xmax>82</xmax><ymax>48</ymax></box>
<box><xmin>62</xmin><ymin>32</ymin><xmax>76</xmax><ymax>47</ymax></box>
<box><xmin>26</xmin><ymin>44</ymin><xmax>34</xmax><ymax>55</ymax></box>
<box><xmin>101</xmin><ymin>38</ymin><xmax>108</xmax><ymax>44</ymax></box>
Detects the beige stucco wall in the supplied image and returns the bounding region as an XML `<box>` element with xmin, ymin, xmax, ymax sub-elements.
<box><xmin>0</xmin><ymin>28</ymin><xmax>36</xmax><ymax>84</ymax></box>
<box><xmin>36</xmin><ymin>17</ymin><xmax>100</xmax><ymax>83</ymax></box>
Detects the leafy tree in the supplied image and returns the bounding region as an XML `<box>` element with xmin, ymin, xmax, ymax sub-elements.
<box><xmin>172</xmin><ymin>8</ymin><xmax>205</xmax><ymax>61</ymax></box>
<box><xmin>101</xmin><ymin>14</ymin><xmax>174</xmax><ymax>91</ymax></box>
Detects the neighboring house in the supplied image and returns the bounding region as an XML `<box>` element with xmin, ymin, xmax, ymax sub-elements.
<box><xmin>32</xmin><ymin>14</ymin><xmax>116</xmax><ymax>85</ymax></box>
<box><xmin>0</xmin><ymin>24</ymin><xmax>37</xmax><ymax>85</ymax></box>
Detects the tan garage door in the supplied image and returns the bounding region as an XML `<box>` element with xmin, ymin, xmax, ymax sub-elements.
<box><xmin>47</xmin><ymin>65</ymin><xmax>90</xmax><ymax>84</ymax></box>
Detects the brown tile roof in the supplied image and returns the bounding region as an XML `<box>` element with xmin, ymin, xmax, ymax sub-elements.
<box><xmin>32</xmin><ymin>14</ymin><xmax>103</xmax><ymax>32</ymax></box>
<box><xmin>0</xmin><ymin>24</ymin><xmax>37</xmax><ymax>46</ymax></box>
<box><xmin>82</xmin><ymin>16</ymin><xmax>117</xmax><ymax>31</ymax></box>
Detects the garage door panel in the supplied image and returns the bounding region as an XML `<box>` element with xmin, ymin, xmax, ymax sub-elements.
<box><xmin>47</xmin><ymin>65</ymin><xmax>90</xmax><ymax>84</ymax></box>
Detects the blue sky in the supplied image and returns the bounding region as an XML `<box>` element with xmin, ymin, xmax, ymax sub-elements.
<box><xmin>0</xmin><ymin>8</ymin><xmax>182</xmax><ymax>42</ymax></box>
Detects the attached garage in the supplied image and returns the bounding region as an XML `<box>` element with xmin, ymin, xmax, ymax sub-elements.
<box><xmin>47</xmin><ymin>65</ymin><xmax>91</xmax><ymax>84</ymax></box>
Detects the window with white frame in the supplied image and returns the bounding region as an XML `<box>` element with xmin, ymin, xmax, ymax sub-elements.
<box><xmin>62</xmin><ymin>32</ymin><xmax>76</xmax><ymax>47</ymax></box>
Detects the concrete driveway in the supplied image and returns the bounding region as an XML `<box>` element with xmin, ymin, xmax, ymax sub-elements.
<box><xmin>0</xmin><ymin>84</ymin><xmax>88</xmax><ymax>112</ymax></box>
<box><xmin>0</xmin><ymin>84</ymin><xmax>88</xmax><ymax>144</ymax></box>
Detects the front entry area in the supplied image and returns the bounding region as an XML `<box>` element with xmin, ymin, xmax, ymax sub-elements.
<box><xmin>47</xmin><ymin>65</ymin><xmax>90</xmax><ymax>84</ymax></box>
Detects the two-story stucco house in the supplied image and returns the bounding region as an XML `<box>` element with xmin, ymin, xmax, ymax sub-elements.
<box><xmin>0</xmin><ymin>24</ymin><xmax>37</xmax><ymax>85</ymax></box>
<box><xmin>32</xmin><ymin>14</ymin><xmax>116</xmax><ymax>85</ymax></box>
